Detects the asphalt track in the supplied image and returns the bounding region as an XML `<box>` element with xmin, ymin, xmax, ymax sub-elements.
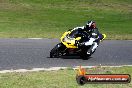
<box><xmin>0</xmin><ymin>39</ymin><xmax>131</xmax><ymax>70</ymax></box>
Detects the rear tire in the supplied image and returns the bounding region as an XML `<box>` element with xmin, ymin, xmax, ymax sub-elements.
<box><xmin>79</xmin><ymin>46</ymin><xmax>96</xmax><ymax>60</ymax></box>
<box><xmin>80</xmin><ymin>53</ymin><xmax>91</xmax><ymax>60</ymax></box>
<box><xmin>79</xmin><ymin>49</ymin><xmax>91</xmax><ymax>60</ymax></box>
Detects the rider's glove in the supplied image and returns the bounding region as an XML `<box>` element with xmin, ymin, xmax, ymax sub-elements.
<box><xmin>75</xmin><ymin>40</ymin><xmax>84</xmax><ymax>47</ymax></box>
<box><xmin>77</xmin><ymin>42</ymin><xmax>85</xmax><ymax>47</ymax></box>
<box><xmin>75</xmin><ymin>40</ymin><xmax>79</xmax><ymax>46</ymax></box>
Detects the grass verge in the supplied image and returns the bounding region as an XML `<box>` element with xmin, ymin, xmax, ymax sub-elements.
<box><xmin>0</xmin><ymin>66</ymin><xmax>132</xmax><ymax>88</ymax></box>
<box><xmin>0</xmin><ymin>0</ymin><xmax>131</xmax><ymax>39</ymax></box>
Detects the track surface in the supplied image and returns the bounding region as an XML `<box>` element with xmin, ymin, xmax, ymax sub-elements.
<box><xmin>0</xmin><ymin>39</ymin><xmax>131</xmax><ymax>70</ymax></box>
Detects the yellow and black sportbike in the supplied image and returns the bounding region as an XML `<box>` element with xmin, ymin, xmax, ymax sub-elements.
<box><xmin>50</xmin><ymin>29</ymin><xmax>106</xmax><ymax>60</ymax></box>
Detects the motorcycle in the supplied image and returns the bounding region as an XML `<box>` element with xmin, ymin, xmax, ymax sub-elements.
<box><xmin>50</xmin><ymin>29</ymin><xmax>106</xmax><ymax>60</ymax></box>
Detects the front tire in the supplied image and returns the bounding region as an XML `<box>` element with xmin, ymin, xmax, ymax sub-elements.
<box><xmin>50</xmin><ymin>43</ymin><xmax>65</xmax><ymax>58</ymax></box>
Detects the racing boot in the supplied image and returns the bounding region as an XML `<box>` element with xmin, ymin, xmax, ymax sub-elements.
<box><xmin>87</xmin><ymin>42</ymin><xmax>98</xmax><ymax>55</ymax></box>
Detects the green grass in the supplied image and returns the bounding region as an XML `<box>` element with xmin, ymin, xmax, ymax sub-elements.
<box><xmin>0</xmin><ymin>0</ymin><xmax>132</xmax><ymax>39</ymax></box>
<box><xmin>0</xmin><ymin>66</ymin><xmax>132</xmax><ymax>88</ymax></box>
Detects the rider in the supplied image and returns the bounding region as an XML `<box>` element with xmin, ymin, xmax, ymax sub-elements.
<box><xmin>74</xmin><ymin>21</ymin><xmax>101</xmax><ymax>55</ymax></box>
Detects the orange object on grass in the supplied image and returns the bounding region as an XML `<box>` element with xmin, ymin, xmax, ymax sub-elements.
<box><xmin>78</xmin><ymin>66</ymin><xmax>86</xmax><ymax>75</ymax></box>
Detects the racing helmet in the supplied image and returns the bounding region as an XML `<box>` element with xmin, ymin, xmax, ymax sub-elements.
<box><xmin>85</xmin><ymin>20</ymin><xmax>96</xmax><ymax>29</ymax></box>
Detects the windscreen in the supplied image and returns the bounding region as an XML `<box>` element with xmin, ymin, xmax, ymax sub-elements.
<box><xmin>68</xmin><ymin>30</ymin><xmax>79</xmax><ymax>38</ymax></box>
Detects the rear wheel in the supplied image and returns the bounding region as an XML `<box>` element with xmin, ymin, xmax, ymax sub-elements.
<box><xmin>80</xmin><ymin>53</ymin><xmax>91</xmax><ymax>60</ymax></box>
<box><xmin>79</xmin><ymin>47</ymin><xmax>91</xmax><ymax>60</ymax></box>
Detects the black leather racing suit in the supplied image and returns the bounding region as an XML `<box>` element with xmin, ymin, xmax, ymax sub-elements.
<box><xmin>73</xmin><ymin>26</ymin><xmax>101</xmax><ymax>55</ymax></box>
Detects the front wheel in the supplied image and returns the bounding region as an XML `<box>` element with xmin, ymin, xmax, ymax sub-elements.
<box><xmin>50</xmin><ymin>43</ymin><xmax>65</xmax><ymax>58</ymax></box>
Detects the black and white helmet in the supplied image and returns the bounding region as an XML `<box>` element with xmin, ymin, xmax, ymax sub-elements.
<box><xmin>85</xmin><ymin>20</ymin><xmax>95</xmax><ymax>29</ymax></box>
